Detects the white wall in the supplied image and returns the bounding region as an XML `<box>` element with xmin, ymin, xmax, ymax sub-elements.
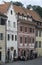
<box><xmin>6</xmin><ymin>4</ymin><xmax>18</xmax><ymax>57</ymax></box>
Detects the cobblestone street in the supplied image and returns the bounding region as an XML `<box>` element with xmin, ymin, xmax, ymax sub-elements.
<box><xmin>4</xmin><ymin>57</ymin><xmax>42</xmax><ymax>65</ymax></box>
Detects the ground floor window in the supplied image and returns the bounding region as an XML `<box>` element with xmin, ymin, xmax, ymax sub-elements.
<box><xmin>0</xmin><ymin>52</ymin><xmax>1</xmax><ymax>60</ymax></box>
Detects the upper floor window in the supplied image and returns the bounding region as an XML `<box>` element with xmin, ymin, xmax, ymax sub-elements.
<box><xmin>35</xmin><ymin>41</ymin><xmax>38</xmax><ymax>48</ymax></box>
<box><xmin>39</xmin><ymin>31</ymin><xmax>41</xmax><ymax>37</ymax></box>
<box><xmin>33</xmin><ymin>28</ymin><xmax>34</xmax><ymax>33</ymax></box>
<box><xmin>25</xmin><ymin>27</ymin><xmax>27</xmax><ymax>32</ymax></box>
<box><xmin>39</xmin><ymin>41</ymin><xmax>41</xmax><ymax>48</ymax></box>
<box><xmin>0</xmin><ymin>33</ymin><xmax>3</xmax><ymax>40</ymax></box>
<box><xmin>11</xmin><ymin>10</ymin><xmax>13</xmax><ymax>15</ymax></box>
<box><xmin>15</xmin><ymin>35</ymin><xmax>17</xmax><ymax>41</ymax></box>
<box><xmin>37</xmin><ymin>22</ymin><xmax>39</xmax><ymax>25</ymax></box>
<box><xmin>8</xmin><ymin>34</ymin><xmax>10</xmax><ymax>41</ymax></box>
<box><xmin>1</xmin><ymin>18</ymin><xmax>5</xmax><ymax>25</ymax></box>
<box><xmin>32</xmin><ymin>38</ymin><xmax>34</xmax><ymax>43</ymax></box>
<box><xmin>13</xmin><ymin>22</ymin><xmax>16</xmax><ymax>28</ymax></box>
<box><xmin>8</xmin><ymin>21</ymin><xmax>10</xmax><ymax>27</ymax></box>
<box><xmin>12</xmin><ymin>35</ymin><xmax>14</xmax><ymax>41</ymax></box>
<box><xmin>20</xmin><ymin>26</ymin><xmax>22</xmax><ymax>31</ymax></box>
<box><xmin>20</xmin><ymin>37</ymin><xmax>22</xmax><ymax>43</ymax></box>
<box><xmin>25</xmin><ymin>37</ymin><xmax>27</xmax><ymax>43</ymax></box>
<box><xmin>36</xmin><ymin>30</ymin><xmax>38</xmax><ymax>36</ymax></box>
<box><xmin>40</xmin><ymin>22</ymin><xmax>41</xmax><ymax>26</ymax></box>
<box><xmin>29</xmin><ymin>37</ymin><xmax>31</xmax><ymax>43</ymax></box>
<box><xmin>30</xmin><ymin>28</ymin><xmax>32</xmax><ymax>33</ymax></box>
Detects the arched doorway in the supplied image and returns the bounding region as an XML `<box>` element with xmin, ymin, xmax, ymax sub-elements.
<box><xmin>21</xmin><ymin>50</ymin><xmax>26</xmax><ymax>56</ymax></box>
<box><xmin>7</xmin><ymin>49</ymin><xmax>10</xmax><ymax>61</ymax></box>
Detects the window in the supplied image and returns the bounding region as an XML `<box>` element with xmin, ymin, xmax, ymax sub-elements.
<box><xmin>25</xmin><ymin>37</ymin><xmax>27</xmax><ymax>43</ymax></box>
<box><xmin>37</xmin><ymin>22</ymin><xmax>39</xmax><ymax>25</ymax></box>
<box><xmin>0</xmin><ymin>47</ymin><xmax>2</xmax><ymax>49</ymax></box>
<box><xmin>13</xmin><ymin>22</ymin><xmax>15</xmax><ymax>28</ymax></box>
<box><xmin>8</xmin><ymin>21</ymin><xmax>10</xmax><ymax>27</ymax></box>
<box><xmin>0</xmin><ymin>33</ymin><xmax>3</xmax><ymax>40</ymax></box>
<box><xmin>20</xmin><ymin>37</ymin><xmax>22</xmax><ymax>43</ymax></box>
<box><xmin>12</xmin><ymin>35</ymin><xmax>14</xmax><ymax>41</ymax></box>
<box><xmin>32</xmin><ymin>38</ymin><xmax>34</xmax><ymax>43</ymax></box>
<box><xmin>35</xmin><ymin>41</ymin><xmax>38</xmax><ymax>48</ymax></box>
<box><xmin>11</xmin><ymin>10</ymin><xmax>12</xmax><ymax>15</ymax></box>
<box><xmin>0</xmin><ymin>52</ymin><xmax>1</xmax><ymax>60</ymax></box>
<box><xmin>1</xmin><ymin>18</ymin><xmax>5</xmax><ymax>25</ymax></box>
<box><xmin>39</xmin><ymin>31</ymin><xmax>41</xmax><ymax>37</ymax></box>
<box><xmin>39</xmin><ymin>41</ymin><xmax>41</xmax><ymax>48</ymax></box>
<box><xmin>15</xmin><ymin>35</ymin><xmax>17</xmax><ymax>41</ymax></box>
<box><xmin>30</xmin><ymin>28</ymin><xmax>32</xmax><ymax>33</ymax></box>
<box><xmin>29</xmin><ymin>37</ymin><xmax>31</xmax><ymax>43</ymax></box>
<box><xmin>20</xmin><ymin>26</ymin><xmax>22</xmax><ymax>31</ymax></box>
<box><xmin>33</xmin><ymin>29</ymin><xmax>34</xmax><ymax>33</ymax></box>
<box><xmin>36</xmin><ymin>30</ymin><xmax>38</xmax><ymax>36</ymax></box>
<box><xmin>25</xmin><ymin>27</ymin><xmax>27</xmax><ymax>32</ymax></box>
<box><xmin>40</xmin><ymin>22</ymin><xmax>41</xmax><ymax>26</ymax></box>
<box><xmin>8</xmin><ymin>34</ymin><xmax>10</xmax><ymax>40</ymax></box>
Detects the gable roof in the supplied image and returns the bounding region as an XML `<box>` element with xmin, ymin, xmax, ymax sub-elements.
<box><xmin>14</xmin><ymin>5</ymin><xmax>42</xmax><ymax>22</ymax></box>
<box><xmin>0</xmin><ymin>2</ymin><xmax>10</xmax><ymax>13</ymax></box>
<box><xmin>0</xmin><ymin>2</ymin><xmax>42</xmax><ymax>22</ymax></box>
<box><xmin>13</xmin><ymin>5</ymin><xmax>26</xmax><ymax>16</ymax></box>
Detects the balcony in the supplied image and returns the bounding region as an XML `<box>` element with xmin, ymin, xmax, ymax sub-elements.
<box><xmin>17</xmin><ymin>14</ymin><xmax>33</xmax><ymax>22</ymax></box>
<box><xmin>29</xmin><ymin>43</ymin><xmax>34</xmax><ymax>48</ymax></box>
<box><xmin>17</xmin><ymin>15</ymin><xmax>36</xmax><ymax>26</ymax></box>
<box><xmin>19</xmin><ymin>43</ymin><xmax>29</xmax><ymax>48</ymax></box>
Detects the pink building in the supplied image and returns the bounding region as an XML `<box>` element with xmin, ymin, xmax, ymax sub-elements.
<box><xmin>17</xmin><ymin>13</ymin><xmax>36</xmax><ymax>58</ymax></box>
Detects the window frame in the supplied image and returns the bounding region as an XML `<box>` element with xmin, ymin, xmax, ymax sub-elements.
<box><xmin>12</xmin><ymin>35</ymin><xmax>14</xmax><ymax>41</ymax></box>
<box><xmin>0</xmin><ymin>33</ymin><xmax>3</xmax><ymax>40</ymax></box>
<box><xmin>20</xmin><ymin>37</ymin><xmax>22</xmax><ymax>43</ymax></box>
<box><xmin>11</xmin><ymin>10</ymin><xmax>13</xmax><ymax>15</ymax></box>
<box><xmin>15</xmin><ymin>35</ymin><xmax>17</xmax><ymax>41</ymax></box>
<box><xmin>8</xmin><ymin>34</ymin><xmax>10</xmax><ymax>41</ymax></box>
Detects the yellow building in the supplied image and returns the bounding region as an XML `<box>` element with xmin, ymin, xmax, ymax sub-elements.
<box><xmin>35</xmin><ymin>23</ymin><xmax>42</xmax><ymax>56</ymax></box>
<box><xmin>0</xmin><ymin>13</ymin><xmax>7</xmax><ymax>63</ymax></box>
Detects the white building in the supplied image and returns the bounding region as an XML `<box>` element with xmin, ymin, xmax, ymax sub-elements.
<box><xmin>6</xmin><ymin>3</ymin><xmax>18</xmax><ymax>59</ymax></box>
<box><xmin>0</xmin><ymin>2</ymin><xmax>18</xmax><ymax>60</ymax></box>
<box><xmin>0</xmin><ymin>2</ymin><xmax>41</xmax><ymax>61</ymax></box>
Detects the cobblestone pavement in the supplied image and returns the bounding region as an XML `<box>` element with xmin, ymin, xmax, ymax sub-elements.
<box><xmin>4</xmin><ymin>57</ymin><xmax>42</xmax><ymax>65</ymax></box>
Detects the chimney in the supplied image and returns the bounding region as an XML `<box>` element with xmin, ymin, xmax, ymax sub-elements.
<box><xmin>30</xmin><ymin>7</ymin><xmax>33</xmax><ymax>10</ymax></box>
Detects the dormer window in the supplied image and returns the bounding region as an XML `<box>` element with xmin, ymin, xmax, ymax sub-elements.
<box><xmin>27</xmin><ymin>15</ymin><xmax>29</xmax><ymax>18</ymax></box>
<box><xmin>8</xmin><ymin>21</ymin><xmax>10</xmax><ymax>27</ymax></box>
<box><xmin>17</xmin><ymin>12</ymin><xmax>20</xmax><ymax>18</ymax></box>
<box><xmin>18</xmin><ymin>12</ymin><xmax>20</xmax><ymax>15</ymax></box>
<box><xmin>22</xmin><ymin>13</ymin><xmax>24</xmax><ymax>16</ymax></box>
<box><xmin>40</xmin><ymin>22</ymin><xmax>41</xmax><ymax>26</ymax></box>
<box><xmin>22</xmin><ymin>13</ymin><xmax>24</xmax><ymax>19</ymax></box>
<box><xmin>11</xmin><ymin>10</ymin><xmax>12</xmax><ymax>15</ymax></box>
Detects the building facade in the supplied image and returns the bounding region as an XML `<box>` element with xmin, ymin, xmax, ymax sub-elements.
<box><xmin>35</xmin><ymin>21</ymin><xmax>42</xmax><ymax>56</ymax></box>
<box><xmin>0</xmin><ymin>2</ymin><xmax>42</xmax><ymax>61</ymax></box>
<box><xmin>0</xmin><ymin>13</ymin><xmax>7</xmax><ymax>62</ymax></box>
<box><xmin>17</xmin><ymin>13</ymin><xmax>36</xmax><ymax>58</ymax></box>
<box><xmin>6</xmin><ymin>4</ymin><xmax>18</xmax><ymax>60</ymax></box>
